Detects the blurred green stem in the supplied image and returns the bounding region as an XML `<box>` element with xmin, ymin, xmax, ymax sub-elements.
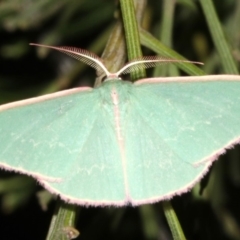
<box><xmin>154</xmin><ymin>0</ymin><xmax>178</xmax><ymax>76</ymax></box>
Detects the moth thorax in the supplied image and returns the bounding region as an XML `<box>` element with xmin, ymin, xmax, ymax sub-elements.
<box><xmin>111</xmin><ymin>89</ymin><xmax>119</xmax><ymax>105</ymax></box>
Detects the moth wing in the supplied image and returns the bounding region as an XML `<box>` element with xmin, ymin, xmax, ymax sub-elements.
<box><xmin>124</xmin><ymin>75</ymin><xmax>240</xmax><ymax>205</ymax></box>
<box><xmin>0</xmin><ymin>87</ymin><xmax>125</xmax><ymax>206</ymax></box>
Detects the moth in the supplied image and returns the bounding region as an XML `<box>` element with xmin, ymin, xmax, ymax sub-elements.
<box><xmin>0</xmin><ymin>43</ymin><xmax>240</xmax><ymax>206</ymax></box>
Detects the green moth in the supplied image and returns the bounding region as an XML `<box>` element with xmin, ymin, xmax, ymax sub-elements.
<box><xmin>0</xmin><ymin>44</ymin><xmax>240</xmax><ymax>206</ymax></box>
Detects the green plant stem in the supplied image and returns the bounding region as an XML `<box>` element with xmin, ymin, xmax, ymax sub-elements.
<box><xmin>95</xmin><ymin>0</ymin><xmax>146</xmax><ymax>86</ymax></box>
<box><xmin>160</xmin><ymin>0</ymin><xmax>175</xmax><ymax>47</ymax></box>
<box><xmin>162</xmin><ymin>201</ymin><xmax>187</xmax><ymax>240</ymax></box>
<box><xmin>119</xmin><ymin>0</ymin><xmax>145</xmax><ymax>80</ymax></box>
<box><xmin>140</xmin><ymin>28</ymin><xmax>205</xmax><ymax>76</ymax></box>
<box><xmin>199</xmin><ymin>0</ymin><xmax>238</xmax><ymax>74</ymax></box>
<box><xmin>46</xmin><ymin>200</ymin><xmax>80</xmax><ymax>240</ymax></box>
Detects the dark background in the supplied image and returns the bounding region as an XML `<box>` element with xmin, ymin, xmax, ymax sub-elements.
<box><xmin>0</xmin><ymin>0</ymin><xmax>240</xmax><ymax>239</ymax></box>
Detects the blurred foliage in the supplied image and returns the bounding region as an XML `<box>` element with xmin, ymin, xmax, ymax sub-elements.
<box><xmin>0</xmin><ymin>0</ymin><xmax>240</xmax><ymax>239</ymax></box>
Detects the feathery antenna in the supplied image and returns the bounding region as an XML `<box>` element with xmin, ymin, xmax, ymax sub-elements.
<box><xmin>30</xmin><ymin>43</ymin><xmax>111</xmax><ymax>77</ymax></box>
<box><xmin>115</xmin><ymin>56</ymin><xmax>203</xmax><ymax>76</ymax></box>
<box><xmin>30</xmin><ymin>43</ymin><xmax>203</xmax><ymax>79</ymax></box>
